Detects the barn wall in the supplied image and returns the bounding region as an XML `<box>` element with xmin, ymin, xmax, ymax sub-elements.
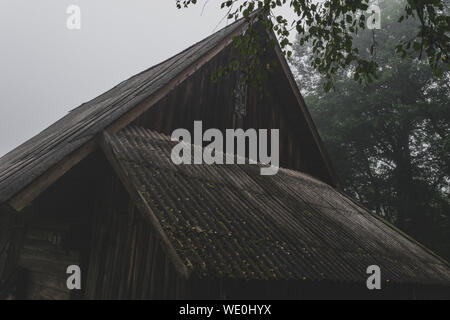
<box><xmin>130</xmin><ymin>38</ymin><xmax>334</xmax><ymax>185</ymax></box>
<box><xmin>0</xmin><ymin>151</ymin><xmax>106</xmax><ymax>300</ymax></box>
<box><xmin>0</xmin><ymin>207</ymin><xmax>26</xmax><ymax>299</ymax></box>
<box><xmin>1</xmin><ymin>150</ymin><xmax>187</xmax><ymax>300</ymax></box>
<box><xmin>15</xmin><ymin>213</ymin><xmax>82</xmax><ymax>299</ymax></box>
<box><xmin>85</xmin><ymin>170</ymin><xmax>185</xmax><ymax>299</ymax></box>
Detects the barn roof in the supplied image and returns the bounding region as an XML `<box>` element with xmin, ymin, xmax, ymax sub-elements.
<box><xmin>0</xmin><ymin>10</ymin><xmax>337</xmax><ymax>211</ymax></box>
<box><xmin>100</xmin><ymin>126</ymin><xmax>450</xmax><ymax>285</ymax></box>
<box><xmin>0</xmin><ymin>15</ymin><xmax>253</xmax><ymax>208</ymax></box>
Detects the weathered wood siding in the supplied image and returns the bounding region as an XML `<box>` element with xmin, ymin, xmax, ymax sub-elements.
<box><xmin>0</xmin><ymin>207</ymin><xmax>26</xmax><ymax>299</ymax></box>
<box><xmin>16</xmin><ymin>218</ymin><xmax>81</xmax><ymax>299</ymax></box>
<box><xmin>85</xmin><ymin>172</ymin><xmax>184</xmax><ymax>299</ymax></box>
<box><xmin>3</xmin><ymin>152</ymin><xmax>103</xmax><ymax>299</ymax></box>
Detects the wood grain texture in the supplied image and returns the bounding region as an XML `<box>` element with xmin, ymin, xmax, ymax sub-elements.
<box><xmin>84</xmin><ymin>169</ymin><xmax>185</xmax><ymax>299</ymax></box>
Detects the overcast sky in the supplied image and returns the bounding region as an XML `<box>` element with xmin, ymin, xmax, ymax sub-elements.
<box><xmin>0</xmin><ymin>1</ymin><xmax>297</xmax><ymax>157</ymax></box>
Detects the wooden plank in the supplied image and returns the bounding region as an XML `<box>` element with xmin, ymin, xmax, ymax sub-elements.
<box><xmin>26</xmin><ymin>283</ymin><xmax>70</xmax><ymax>300</ymax></box>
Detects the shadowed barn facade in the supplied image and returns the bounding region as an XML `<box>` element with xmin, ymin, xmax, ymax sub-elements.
<box><xmin>0</xmin><ymin>14</ymin><xmax>449</xmax><ymax>299</ymax></box>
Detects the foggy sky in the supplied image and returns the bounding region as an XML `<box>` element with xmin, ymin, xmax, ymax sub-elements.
<box><xmin>0</xmin><ymin>1</ymin><xmax>297</xmax><ymax>157</ymax></box>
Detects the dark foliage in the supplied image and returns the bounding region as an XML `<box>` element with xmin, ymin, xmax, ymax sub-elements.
<box><xmin>292</xmin><ymin>0</ymin><xmax>450</xmax><ymax>260</ymax></box>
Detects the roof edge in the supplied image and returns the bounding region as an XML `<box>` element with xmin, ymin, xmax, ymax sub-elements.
<box><xmin>337</xmin><ymin>189</ymin><xmax>450</xmax><ymax>268</ymax></box>
<box><xmin>262</xmin><ymin>22</ymin><xmax>341</xmax><ymax>189</ymax></box>
<box><xmin>99</xmin><ymin>131</ymin><xmax>192</xmax><ymax>280</ymax></box>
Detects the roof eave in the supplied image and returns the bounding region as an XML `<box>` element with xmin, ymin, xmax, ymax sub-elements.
<box><xmin>5</xmin><ymin>17</ymin><xmax>254</xmax><ymax>212</ymax></box>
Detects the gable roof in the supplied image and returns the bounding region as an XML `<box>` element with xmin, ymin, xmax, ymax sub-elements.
<box><xmin>100</xmin><ymin>126</ymin><xmax>450</xmax><ymax>285</ymax></box>
<box><xmin>0</xmin><ymin>16</ymin><xmax>252</xmax><ymax>210</ymax></box>
<box><xmin>0</xmin><ymin>11</ymin><xmax>338</xmax><ymax>211</ymax></box>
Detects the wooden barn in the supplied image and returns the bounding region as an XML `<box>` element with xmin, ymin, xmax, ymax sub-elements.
<box><xmin>0</xmin><ymin>14</ymin><xmax>449</xmax><ymax>300</ymax></box>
